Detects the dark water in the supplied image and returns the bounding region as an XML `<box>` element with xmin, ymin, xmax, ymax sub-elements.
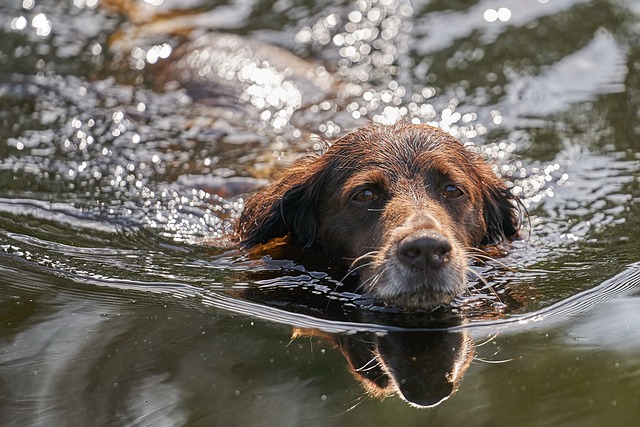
<box><xmin>1</xmin><ymin>0</ymin><xmax>640</xmax><ymax>425</ymax></box>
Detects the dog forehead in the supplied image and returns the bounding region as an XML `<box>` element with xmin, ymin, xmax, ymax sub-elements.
<box><xmin>323</xmin><ymin>124</ymin><xmax>477</xmax><ymax>188</ymax></box>
<box><xmin>339</xmin><ymin>123</ymin><xmax>461</xmax><ymax>148</ymax></box>
<box><xmin>331</xmin><ymin>142</ymin><xmax>467</xmax><ymax>179</ymax></box>
<box><xmin>331</xmin><ymin>127</ymin><xmax>467</xmax><ymax>165</ymax></box>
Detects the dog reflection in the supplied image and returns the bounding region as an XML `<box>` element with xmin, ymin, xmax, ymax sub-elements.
<box><xmin>295</xmin><ymin>328</ymin><xmax>474</xmax><ymax>408</ymax></box>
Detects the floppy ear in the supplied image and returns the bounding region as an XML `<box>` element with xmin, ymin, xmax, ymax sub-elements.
<box><xmin>235</xmin><ymin>156</ymin><xmax>327</xmax><ymax>248</ymax></box>
<box><xmin>481</xmin><ymin>184</ymin><xmax>522</xmax><ymax>245</ymax></box>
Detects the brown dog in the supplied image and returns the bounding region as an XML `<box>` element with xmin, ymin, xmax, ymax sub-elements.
<box><xmin>236</xmin><ymin>123</ymin><xmax>520</xmax><ymax>310</ymax></box>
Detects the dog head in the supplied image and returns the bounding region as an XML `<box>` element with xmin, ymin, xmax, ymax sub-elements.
<box><xmin>236</xmin><ymin>123</ymin><xmax>520</xmax><ymax>309</ymax></box>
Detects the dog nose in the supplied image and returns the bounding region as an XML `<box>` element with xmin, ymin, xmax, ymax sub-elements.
<box><xmin>397</xmin><ymin>232</ymin><xmax>452</xmax><ymax>270</ymax></box>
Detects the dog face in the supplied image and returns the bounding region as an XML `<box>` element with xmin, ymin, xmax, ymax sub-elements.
<box><xmin>236</xmin><ymin>123</ymin><xmax>520</xmax><ymax>309</ymax></box>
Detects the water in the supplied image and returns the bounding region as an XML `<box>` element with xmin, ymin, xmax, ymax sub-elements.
<box><xmin>1</xmin><ymin>0</ymin><xmax>639</xmax><ymax>425</ymax></box>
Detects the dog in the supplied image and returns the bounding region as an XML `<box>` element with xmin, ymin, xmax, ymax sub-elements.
<box><xmin>235</xmin><ymin>123</ymin><xmax>520</xmax><ymax>310</ymax></box>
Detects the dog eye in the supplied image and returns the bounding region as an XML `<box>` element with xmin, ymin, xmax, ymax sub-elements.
<box><xmin>352</xmin><ymin>189</ymin><xmax>378</xmax><ymax>203</ymax></box>
<box><xmin>442</xmin><ymin>184</ymin><xmax>464</xmax><ymax>199</ymax></box>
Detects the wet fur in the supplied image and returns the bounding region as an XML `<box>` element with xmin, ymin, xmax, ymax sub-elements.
<box><xmin>236</xmin><ymin>123</ymin><xmax>520</xmax><ymax>309</ymax></box>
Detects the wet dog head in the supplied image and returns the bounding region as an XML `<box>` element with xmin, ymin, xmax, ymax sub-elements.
<box><xmin>236</xmin><ymin>123</ymin><xmax>520</xmax><ymax>309</ymax></box>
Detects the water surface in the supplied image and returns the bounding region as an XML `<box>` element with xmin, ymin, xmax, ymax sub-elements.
<box><xmin>1</xmin><ymin>0</ymin><xmax>640</xmax><ymax>425</ymax></box>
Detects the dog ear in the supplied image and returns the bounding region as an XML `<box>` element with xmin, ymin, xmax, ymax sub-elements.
<box><xmin>481</xmin><ymin>184</ymin><xmax>521</xmax><ymax>245</ymax></box>
<box><xmin>236</xmin><ymin>156</ymin><xmax>326</xmax><ymax>248</ymax></box>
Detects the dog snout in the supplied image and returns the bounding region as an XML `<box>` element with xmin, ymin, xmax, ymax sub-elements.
<box><xmin>396</xmin><ymin>232</ymin><xmax>452</xmax><ymax>270</ymax></box>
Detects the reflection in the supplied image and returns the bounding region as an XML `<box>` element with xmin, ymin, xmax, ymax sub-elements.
<box><xmin>105</xmin><ymin>2</ymin><xmax>336</xmax><ymax>137</ymax></box>
<box><xmin>500</xmin><ymin>29</ymin><xmax>627</xmax><ymax>118</ymax></box>
<box><xmin>483</xmin><ymin>7</ymin><xmax>512</xmax><ymax>23</ymax></box>
<box><xmin>295</xmin><ymin>327</ymin><xmax>474</xmax><ymax>408</ymax></box>
<box><xmin>412</xmin><ymin>0</ymin><xmax>587</xmax><ymax>54</ymax></box>
<box><xmin>31</xmin><ymin>13</ymin><xmax>52</xmax><ymax>37</ymax></box>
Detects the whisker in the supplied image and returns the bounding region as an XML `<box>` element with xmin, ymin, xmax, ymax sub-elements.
<box><xmin>327</xmin><ymin>255</ymin><xmax>379</xmax><ymax>311</ymax></box>
<box><xmin>474</xmin><ymin>357</ymin><xmax>515</xmax><ymax>364</ymax></box>
<box><xmin>465</xmin><ymin>265</ymin><xmax>489</xmax><ymax>287</ymax></box>
<box><xmin>463</xmin><ymin>247</ymin><xmax>516</xmax><ymax>272</ymax></box>
<box><xmin>475</xmin><ymin>333</ymin><xmax>498</xmax><ymax>348</ymax></box>
<box><xmin>339</xmin><ymin>261</ymin><xmax>375</xmax><ymax>284</ymax></box>
<box><xmin>472</xmin><ymin>342</ymin><xmax>514</xmax><ymax>365</ymax></box>
<box><xmin>355</xmin><ymin>270</ymin><xmax>383</xmax><ymax>294</ymax></box>
<box><xmin>355</xmin><ymin>356</ymin><xmax>382</xmax><ymax>372</ymax></box>
<box><xmin>354</xmin><ymin>276</ymin><xmax>375</xmax><ymax>294</ymax></box>
<box><xmin>346</xmin><ymin>251</ymin><xmax>381</xmax><ymax>269</ymax></box>
<box><xmin>333</xmin><ymin>395</ymin><xmax>366</xmax><ymax>416</ymax></box>
<box><xmin>339</xmin><ymin>250</ymin><xmax>381</xmax><ymax>283</ymax></box>
<box><xmin>463</xmin><ymin>265</ymin><xmax>503</xmax><ymax>303</ymax></box>
<box><xmin>360</xmin><ymin>265</ymin><xmax>388</xmax><ymax>294</ymax></box>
